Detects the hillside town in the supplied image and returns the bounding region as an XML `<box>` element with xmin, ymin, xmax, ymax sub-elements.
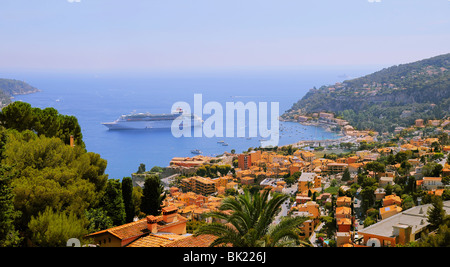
<box><xmin>87</xmin><ymin>115</ymin><xmax>450</xmax><ymax>247</ymax></box>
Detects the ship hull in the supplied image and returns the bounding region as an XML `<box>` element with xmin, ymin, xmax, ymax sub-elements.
<box><xmin>102</xmin><ymin>119</ymin><xmax>202</xmax><ymax>130</ymax></box>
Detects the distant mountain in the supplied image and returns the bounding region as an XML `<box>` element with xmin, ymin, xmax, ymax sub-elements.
<box><xmin>282</xmin><ymin>53</ymin><xmax>450</xmax><ymax>133</ymax></box>
<box><xmin>0</xmin><ymin>78</ymin><xmax>40</xmax><ymax>107</ymax></box>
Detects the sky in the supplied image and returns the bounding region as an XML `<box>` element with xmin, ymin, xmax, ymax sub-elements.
<box><xmin>0</xmin><ymin>0</ymin><xmax>449</xmax><ymax>73</ymax></box>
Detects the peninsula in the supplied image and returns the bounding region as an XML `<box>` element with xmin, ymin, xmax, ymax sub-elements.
<box><xmin>0</xmin><ymin>78</ymin><xmax>40</xmax><ymax>107</ymax></box>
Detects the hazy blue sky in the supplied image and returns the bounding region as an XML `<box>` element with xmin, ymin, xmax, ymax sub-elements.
<box><xmin>0</xmin><ymin>0</ymin><xmax>449</xmax><ymax>72</ymax></box>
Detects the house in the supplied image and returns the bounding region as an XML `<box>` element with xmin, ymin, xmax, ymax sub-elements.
<box><xmin>296</xmin><ymin>195</ymin><xmax>311</xmax><ymax>204</ymax></box>
<box><xmin>422</xmin><ymin>177</ymin><xmax>443</xmax><ymax>190</ymax></box>
<box><xmin>298</xmin><ymin>172</ymin><xmax>321</xmax><ymax>192</ymax></box>
<box><xmin>336</xmin><ymin>232</ymin><xmax>352</xmax><ymax>247</ymax></box>
<box><xmin>86</xmin><ymin>206</ymin><xmax>187</xmax><ymax>247</ymax></box>
<box><xmin>238</xmin><ymin>151</ymin><xmax>261</xmax><ymax>170</ymax></box>
<box><xmin>299</xmin><ymin>219</ymin><xmax>316</xmax><ymax>238</ymax></box>
<box><xmin>379</xmin><ymin>205</ymin><xmax>402</xmax><ymax>220</ymax></box>
<box><xmin>335</xmin><ymin>206</ymin><xmax>352</xmax><ymax>219</ymax></box>
<box><xmin>374</xmin><ymin>188</ymin><xmax>386</xmax><ymax>201</ymax></box>
<box><xmin>358</xmin><ymin>201</ymin><xmax>450</xmax><ymax>247</ymax></box>
<box><xmin>379</xmin><ymin>177</ymin><xmax>395</xmax><ymax>187</ymax></box>
<box><xmin>180</xmin><ymin>176</ymin><xmax>217</xmax><ymax>195</ymax></box>
<box><xmin>428</xmin><ymin>189</ymin><xmax>444</xmax><ymax>197</ymax></box>
<box><xmin>298</xmin><ymin>116</ymin><xmax>309</xmax><ymax>123</ymax></box>
<box><xmin>346</xmin><ymin>156</ymin><xmax>359</xmax><ymax>164</ymax></box>
<box><xmin>298</xmin><ymin>151</ymin><xmax>316</xmax><ymax>162</ymax></box>
<box><xmin>296</xmin><ymin>201</ymin><xmax>320</xmax><ymax>218</ymax></box>
<box><xmin>241</xmin><ymin>176</ymin><xmax>255</xmax><ymax>185</ymax></box>
<box><xmin>415</xmin><ymin>119</ymin><xmax>424</xmax><ymax>127</ymax></box>
<box><xmin>336</xmin><ymin>196</ymin><xmax>352</xmax><ymax>207</ymax></box>
<box><xmin>336</xmin><ymin>218</ymin><xmax>352</xmax><ymax>233</ymax></box>
<box><xmin>316</xmin><ymin>193</ymin><xmax>332</xmax><ymax>204</ymax></box>
<box><xmin>428</xmin><ymin>120</ymin><xmax>441</xmax><ymax>127</ymax></box>
<box><xmin>382</xmin><ymin>194</ymin><xmax>402</xmax><ymax>207</ymax></box>
<box><xmin>327</xmin><ymin>163</ymin><xmax>348</xmax><ymax>173</ymax></box>
<box><xmin>348</xmin><ymin>163</ymin><xmax>363</xmax><ymax>174</ymax></box>
<box><xmin>292</xmin><ymin>201</ymin><xmax>320</xmax><ymax>238</ymax></box>
<box><xmin>319</xmin><ymin>112</ymin><xmax>334</xmax><ymax>121</ymax></box>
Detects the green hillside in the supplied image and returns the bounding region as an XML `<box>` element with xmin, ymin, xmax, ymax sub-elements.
<box><xmin>282</xmin><ymin>53</ymin><xmax>450</xmax><ymax>133</ymax></box>
<box><xmin>0</xmin><ymin>78</ymin><xmax>40</xmax><ymax>107</ymax></box>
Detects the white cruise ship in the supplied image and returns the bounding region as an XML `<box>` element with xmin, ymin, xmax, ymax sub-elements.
<box><xmin>101</xmin><ymin>108</ymin><xmax>202</xmax><ymax>130</ymax></box>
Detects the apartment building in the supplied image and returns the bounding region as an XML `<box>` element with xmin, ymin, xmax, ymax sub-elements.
<box><xmin>180</xmin><ymin>176</ymin><xmax>217</xmax><ymax>195</ymax></box>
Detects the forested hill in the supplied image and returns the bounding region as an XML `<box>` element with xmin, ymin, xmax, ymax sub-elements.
<box><xmin>0</xmin><ymin>78</ymin><xmax>40</xmax><ymax>107</ymax></box>
<box><xmin>282</xmin><ymin>53</ymin><xmax>450</xmax><ymax>133</ymax></box>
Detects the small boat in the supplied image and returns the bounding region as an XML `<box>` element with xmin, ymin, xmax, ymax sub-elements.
<box><xmin>222</xmin><ymin>143</ymin><xmax>228</xmax><ymax>146</ymax></box>
<box><xmin>217</xmin><ymin>140</ymin><xmax>225</xmax><ymax>143</ymax></box>
<box><xmin>191</xmin><ymin>149</ymin><xmax>202</xmax><ymax>154</ymax></box>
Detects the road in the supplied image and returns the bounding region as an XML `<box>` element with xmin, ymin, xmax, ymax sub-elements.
<box><xmin>273</xmin><ymin>184</ymin><xmax>297</xmax><ymax>225</ymax></box>
<box><xmin>309</xmin><ymin>222</ymin><xmax>325</xmax><ymax>247</ymax></box>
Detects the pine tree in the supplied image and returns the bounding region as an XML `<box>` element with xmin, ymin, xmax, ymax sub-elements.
<box><xmin>427</xmin><ymin>197</ymin><xmax>446</xmax><ymax>230</ymax></box>
<box><xmin>342</xmin><ymin>168</ymin><xmax>351</xmax><ymax>181</ymax></box>
<box><xmin>122</xmin><ymin>177</ymin><xmax>135</xmax><ymax>223</ymax></box>
<box><xmin>101</xmin><ymin>179</ymin><xmax>125</xmax><ymax>226</ymax></box>
<box><xmin>28</xmin><ymin>207</ymin><xmax>88</xmax><ymax>247</ymax></box>
<box><xmin>140</xmin><ymin>175</ymin><xmax>166</xmax><ymax>216</ymax></box>
<box><xmin>0</xmin><ymin>165</ymin><xmax>21</xmax><ymax>247</ymax></box>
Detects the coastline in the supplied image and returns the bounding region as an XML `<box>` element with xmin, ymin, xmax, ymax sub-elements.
<box><xmin>0</xmin><ymin>79</ymin><xmax>41</xmax><ymax>108</ymax></box>
<box><xmin>279</xmin><ymin>117</ymin><xmax>358</xmax><ymax>150</ymax></box>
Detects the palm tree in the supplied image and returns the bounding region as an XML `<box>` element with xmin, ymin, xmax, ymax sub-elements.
<box><xmin>194</xmin><ymin>189</ymin><xmax>310</xmax><ymax>247</ymax></box>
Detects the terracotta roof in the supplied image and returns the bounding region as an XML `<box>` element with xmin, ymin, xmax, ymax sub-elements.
<box><xmin>336</xmin><ymin>218</ymin><xmax>352</xmax><ymax>225</ymax></box>
<box><xmin>379</xmin><ymin>205</ymin><xmax>402</xmax><ymax>215</ymax></box>
<box><xmin>337</xmin><ymin>196</ymin><xmax>352</xmax><ymax>203</ymax></box>
<box><xmin>428</xmin><ymin>189</ymin><xmax>444</xmax><ymax>196</ymax></box>
<box><xmin>127</xmin><ymin>233</ymin><xmax>189</xmax><ymax>247</ymax></box>
<box><xmin>86</xmin><ymin>219</ymin><xmax>148</xmax><ymax>240</ymax></box>
<box><xmin>163</xmin><ymin>234</ymin><xmax>218</xmax><ymax>247</ymax></box>
<box><xmin>87</xmin><ymin>214</ymin><xmax>187</xmax><ymax>240</ymax></box>
<box><xmin>162</xmin><ymin>206</ymin><xmax>178</xmax><ymax>213</ymax></box>
<box><xmin>335</xmin><ymin>206</ymin><xmax>351</xmax><ymax>215</ymax></box>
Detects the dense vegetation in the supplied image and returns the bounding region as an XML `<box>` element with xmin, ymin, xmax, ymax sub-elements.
<box><xmin>0</xmin><ymin>78</ymin><xmax>39</xmax><ymax>107</ymax></box>
<box><xmin>283</xmin><ymin>53</ymin><xmax>450</xmax><ymax>132</ymax></box>
<box><xmin>0</xmin><ymin>101</ymin><xmax>84</xmax><ymax>147</ymax></box>
<box><xmin>0</xmin><ymin>102</ymin><xmax>164</xmax><ymax>247</ymax></box>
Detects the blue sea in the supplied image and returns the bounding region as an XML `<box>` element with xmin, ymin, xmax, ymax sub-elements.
<box><xmin>8</xmin><ymin>67</ymin><xmax>376</xmax><ymax>179</ymax></box>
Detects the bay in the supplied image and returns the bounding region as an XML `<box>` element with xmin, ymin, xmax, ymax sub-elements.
<box><xmin>11</xmin><ymin>67</ymin><xmax>374</xmax><ymax>179</ymax></box>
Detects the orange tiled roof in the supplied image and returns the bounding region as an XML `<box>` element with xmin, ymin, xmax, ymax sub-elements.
<box><xmin>86</xmin><ymin>218</ymin><xmax>148</xmax><ymax>240</ymax></box>
<box><xmin>163</xmin><ymin>234</ymin><xmax>219</xmax><ymax>247</ymax></box>
<box><xmin>336</xmin><ymin>218</ymin><xmax>352</xmax><ymax>225</ymax></box>
<box><xmin>379</xmin><ymin>205</ymin><xmax>402</xmax><ymax>215</ymax></box>
<box><xmin>87</xmin><ymin>214</ymin><xmax>188</xmax><ymax>240</ymax></box>
<box><xmin>127</xmin><ymin>234</ymin><xmax>188</xmax><ymax>247</ymax></box>
<box><xmin>337</xmin><ymin>196</ymin><xmax>352</xmax><ymax>203</ymax></box>
<box><xmin>428</xmin><ymin>189</ymin><xmax>444</xmax><ymax>196</ymax></box>
<box><xmin>335</xmin><ymin>206</ymin><xmax>351</xmax><ymax>215</ymax></box>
